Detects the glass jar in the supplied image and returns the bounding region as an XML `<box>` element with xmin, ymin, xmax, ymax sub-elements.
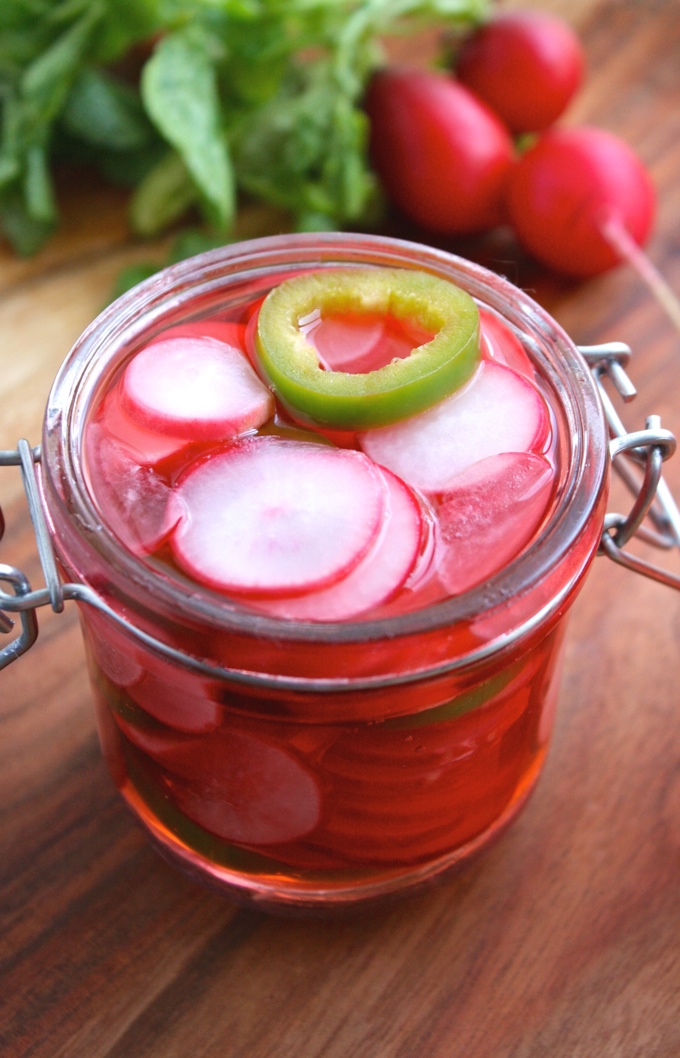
<box><xmin>3</xmin><ymin>233</ymin><xmax>677</xmax><ymax>910</ymax></box>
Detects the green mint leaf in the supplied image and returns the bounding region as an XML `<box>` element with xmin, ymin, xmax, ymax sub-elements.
<box><xmin>93</xmin><ymin>140</ymin><xmax>168</xmax><ymax>189</ymax></box>
<box><xmin>20</xmin><ymin>4</ymin><xmax>104</xmax><ymax>126</ymax></box>
<box><xmin>0</xmin><ymin>190</ymin><xmax>54</xmax><ymax>255</ymax></box>
<box><xmin>128</xmin><ymin>149</ymin><xmax>197</xmax><ymax>236</ymax></box>
<box><xmin>90</xmin><ymin>0</ymin><xmax>163</xmax><ymax>64</ymax></box>
<box><xmin>141</xmin><ymin>29</ymin><xmax>234</xmax><ymax>231</ymax></box>
<box><xmin>61</xmin><ymin>67</ymin><xmax>154</xmax><ymax>150</ymax></box>
<box><xmin>24</xmin><ymin>142</ymin><xmax>56</xmax><ymax>222</ymax></box>
<box><xmin>231</xmin><ymin>58</ymin><xmax>376</xmax><ymax>229</ymax></box>
<box><xmin>0</xmin><ymin>155</ymin><xmax>21</xmax><ymax>190</ymax></box>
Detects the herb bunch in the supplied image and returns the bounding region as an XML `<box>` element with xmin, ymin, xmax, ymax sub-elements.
<box><xmin>0</xmin><ymin>0</ymin><xmax>487</xmax><ymax>256</ymax></box>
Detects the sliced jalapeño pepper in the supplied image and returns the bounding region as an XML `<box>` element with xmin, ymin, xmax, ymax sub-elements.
<box><xmin>255</xmin><ymin>267</ymin><xmax>480</xmax><ymax>429</ymax></box>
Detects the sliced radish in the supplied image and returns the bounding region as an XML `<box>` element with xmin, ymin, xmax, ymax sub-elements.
<box><xmin>86</xmin><ymin>423</ymin><xmax>185</xmax><ymax>554</ymax></box>
<box><xmin>302</xmin><ymin>310</ymin><xmax>384</xmax><ymax>371</ymax></box>
<box><xmin>359</xmin><ymin>361</ymin><xmax>550</xmax><ymax>494</ymax></box>
<box><xmin>121</xmin><ymin>336</ymin><xmax>275</xmax><ymax>440</ymax></box>
<box><xmin>172</xmin><ymin>436</ymin><xmax>388</xmax><ymax>596</ymax></box>
<box><xmin>129</xmin><ymin>672</ymin><xmax>222</xmax><ymax>733</ymax></box>
<box><xmin>305</xmin><ymin>310</ymin><xmax>436</xmax><ymax>375</ymax></box>
<box><xmin>436</xmin><ymin>452</ymin><xmax>555</xmax><ymax>594</ymax></box>
<box><xmin>85</xmin><ymin>612</ymin><xmax>144</xmax><ymax>689</ymax></box>
<box><xmin>316</xmin><ymin>684</ymin><xmax>535</xmax><ymax>864</ymax></box>
<box><xmin>147</xmin><ymin>319</ymin><xmax>246</xmax><ymax>350</ymax></box>
<box><xmin>113</xmin><ymin>703</ymin><xmax>193</xmax><ymax>759</ymax></box>
<box><xmin>86</xmin><ymin>605</ymin><xmax>221</xmax><ymax>733</ymax></box>
<box><xmin>479</xmin><ymin>309</ymin><xmax>535</xmax><ymax>378</ymax></box>
<box><xmin>251</xmin><ymin>468</ymin><xmax>425</xmax><ymax>621</ymax></box>
<box><xmin>156</xmin><ymin>730</ymin><xmax>322</xmax><ymax>845</ymax></box>
<box><xmin>96</xmin><ymin>385</ymin><xmax>187</xmax><ymax>464</ymax></box>
<box><xmin>91</xmin><ymin>635</ymin><xmax>144</xmax><ymax>689</ymax></box>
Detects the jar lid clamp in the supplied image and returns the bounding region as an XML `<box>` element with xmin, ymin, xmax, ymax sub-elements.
<box><xmin>580</xmin><ymin>342</ymin><xmax>680</xmax><ymax>581</ymax></box>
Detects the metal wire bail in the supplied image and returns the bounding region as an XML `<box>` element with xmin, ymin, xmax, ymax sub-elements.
<box><xmin>0</xmin><ymin>443</ymin><xmax>51</xmax><ymax>667</ymax></box>
<box><xmin>580</xmin><ymin>343</ymin><xmax>680</xmax><ymax>590</ymax></box>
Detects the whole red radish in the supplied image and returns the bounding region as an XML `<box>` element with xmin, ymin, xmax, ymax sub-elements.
<box><xmin>506</xmin><ymin>126</ymin><xmax>655</xmax><ymax>277</ymax></box>
<box><xmin>365</xmin><ymin>68</ymin><xmax>515</xmax><ymax>235</ymax></box>
<box><xmin>455</xmin><ymin>10</ymin><xmax>584</xmax><ymax>133</ymax></box>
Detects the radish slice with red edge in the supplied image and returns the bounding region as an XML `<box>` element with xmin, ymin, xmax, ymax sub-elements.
<box><xmin>250</xmin><ymin>467</ymin><xmax>425</xmax><ymax>621</ymax></box>
<box><xmin>129</xmin><ymin>672</ymin><xmax>222</xmax><ymax>734</ymax></box>
<box><xmin>359</xmin><ymin>361</ymin><xmax>550</xmax><ymax>494</ymax></box>
<box><xmin>151</xmin><ymin>730</ymin><xmax>321</xmax><ymax>845</ymax></box>
<box><xmin>303</xmin><ymin>311</ymin><xmax>383</xmax><ymax>371</ymax></box>
<box><xmin>111</xmin><ymin>714</ymin><xmax>321</xmax><ymax>844</ymax></box>
<box><xmin>86</xmin><ymin>423</ymin><xmax>185</xmax><ymax>554</ymax></box>
<box><xmin>85</xmin><ymin>612</ymin><xmax>144</xmax><ymax>689</ymax></box>
<box><xmin>113</xmin><ymin>706</ymin><xmax>190</xmax><ymax>760</ymax></box>
<box><xmin>172</xmin><ymin>436</ymin><xmax>388</xmax><ymax>596</ymax></box>
<box><xmin>303</xmin><ymin>311</ymin><xmax>432</xmax><ymax>375</ymax></box>
<box><xmin>121</xmin><ymin>336</ymin><xmax>275</xmax><ymax>440</ymax></box>
<box><xmin>436</xmin><ymin>452</ymin><xmax>555</xmax><ymax>595</ymax></box>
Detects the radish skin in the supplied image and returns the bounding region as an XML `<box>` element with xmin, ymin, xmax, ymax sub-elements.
<box><xmin>365</xmin><ymin>69</ymin><xmax>515</xmax><ymax>235</ymax></box>
<box><xmin>506</xmin><ymin>126</ymin><xmax>656</xmax><ymax>278</ymax></box>
<box><xmin>455</xmin><ymin>11</ymin><xmax>584</xmax><ymax>133</ymax></box>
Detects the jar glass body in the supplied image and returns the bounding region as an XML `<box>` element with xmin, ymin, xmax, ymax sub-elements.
<box><xmin>41</xmin><ymin>234</ymin><xmax>609</xmax><ymax>909</ymax></box>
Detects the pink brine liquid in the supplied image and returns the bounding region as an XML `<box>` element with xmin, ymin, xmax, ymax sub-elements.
<box><xmin>82</xmin><ymin>268</ymin><xmax>565</xmax><ymax>902</ymax></box>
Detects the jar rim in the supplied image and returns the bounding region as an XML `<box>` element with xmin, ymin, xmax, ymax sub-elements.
<box><xmin>43</xmin><ymin>231</ymin><xmax>609</xmax><ymax>645</ymax></box>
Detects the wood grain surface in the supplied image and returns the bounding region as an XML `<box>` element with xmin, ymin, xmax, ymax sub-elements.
<box><xmin>2</xmin><ymin>2</ymin><xmax>679</xmax><ymax>1056</ymax></box>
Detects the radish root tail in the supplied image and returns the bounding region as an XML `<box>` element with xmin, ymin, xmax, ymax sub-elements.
<box><xmin>601</xmin><ymin>215</ymin><xmax>680</xmax><ymax>334</ymax></box>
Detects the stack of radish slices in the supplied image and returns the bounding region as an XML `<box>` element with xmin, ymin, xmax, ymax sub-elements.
<box><xmin>86</xmin><ymin>300</ymin><xmax>556</xmax><ymax>622</ymax></box>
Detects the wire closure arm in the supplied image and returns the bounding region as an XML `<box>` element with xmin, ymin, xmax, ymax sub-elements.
<box><xmin>580</xmin><ymin>344</ymin><xmax>680</xmax><ymax>589</ymax></box>
<box><xmin>0</xmin><ymin>442</ymin><xmax>55</xmax><ymax>666</ymax></box>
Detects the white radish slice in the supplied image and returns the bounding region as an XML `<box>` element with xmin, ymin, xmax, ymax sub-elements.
<box><xmin>359</xmin><ymin>361</ymin><xmax>550</xmax><ymax>494</ymax></box>
<box><xmin>172</xmin><ymin>436</ymin><xmax>388</xmax><ymax>596</ymax></box>
<box><xmin>85</xmin><ymin>604</ymin><xmax>220</xmax><ymax>732</ymax></box>
<box><xmin>85</xmin><ymin>611</ymin><xmax>144</xmax><ymax>689</ymax></box>
<box><xmin>302</xmin><ymin>311</ymin><xmax>385</xmax><ymax>371</ymax></box>
<box><xmin>113</xmin><ymin>707</ymin><xmax>191</xmax><ymax>761</ymax></box>
<box><xmin>86</xmin><ymin>423</ymin><xmax>185</xmax><ymax>554</ymax></box>
<box><xmin>121</xmin><ymin>336</ymin><xmax>275</xmax><ymax>440</ymax></box>
<box><xmin>137</xmin><ymin>729</ymin><xmax>321</xmax><ymax>845</ymax></box>
<box><xmin>305</xmin><ymin>311</ymin><xmax>434</xmax><ymax>375</ymax></box>
<box><xmin>129</xmin><ymin>672</ymin><xmax>222</xmax><ymax>734</ymax></box>
<box><xmin>479</xmin><ymin>309</ymin><xmax>535</xmax><ymax>378</ymax></box>
<box><xmin>251</xmin><ymin>467</ymin><xmax>424</xmax><ymax>621</ymax></box>
<box><xmin>436</xmin><ymin>452</ymin><xmax>555</xmax><ymax>595</ymax></box>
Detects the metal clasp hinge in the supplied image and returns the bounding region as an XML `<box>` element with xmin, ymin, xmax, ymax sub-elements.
<box><xmin>580</xmin><ymin>343</ymin><xmax>680</xmax><ymax>590</ymax></box>
<box><xmin>0</xmin><ymin>439</ymin><xmax>68</xmax><ymax>668</ymax></box>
